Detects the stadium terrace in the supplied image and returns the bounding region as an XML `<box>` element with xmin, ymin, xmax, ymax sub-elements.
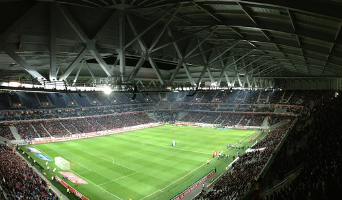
<box><xmin>0</xmin><ymin>90</ymin><xmax>340</xmax><ymax>200</ymax></box>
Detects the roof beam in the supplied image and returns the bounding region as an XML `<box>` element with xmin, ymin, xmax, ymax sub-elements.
<box><xmin>111</xmin><ymin>54</ymin><xmax>120</xmax><ymax>74</ymax></box>
<box><xmin>184</xmin><ymin>27</ymin><xmax>218</xmax><ymax>58</ymax></box>
<box><xmin>169</xmin><ymin>59</ymin><xmax>184</xmax><ymax>84</ymax></box>
<box><xmin>146</xmin><ymin>0</ymin><xmax>342</xmax><ymax>20</ymax></box>
<box><xmin>2</xmin><ymin>46</ymin><xmax>46</xmax><ymax>82</ymax></box>
<box><xmin>151</xmin><ymin>26</ymin><xmax>213</xmax><ymax>53</ymax></box>
<box><xmin>207</xmin><ymin>67</ymin><xmax>215</xmax><ymax>83</ymax></box>
<box><xmin>182</xmin><ymin>63</ymin><xmax>196</xmax><ymax>86</ymax></box>
<box><xmin>127</xmin><ymin>55</ymin><xmax>145</xmax><ymax>81</ymax></box>
<box><xmin>0</xmin><ymin>2</ymin><xmax>42</xmax><ymax>47</ymax></box>
<box><xmin>72</xmin><ymin>60</ymin><xmax>84</xmax><ymax>86</ymax></box>
<box><xmin>119</xmin><ymin>11</ymin><xmax>126</xmax><ymax>82</ymax></box>
<box><xmin>167</xmin><ymin>28</ymin><xmax>183</xmax><ymax>59</ymax></box>
<box><xmin>247</xmin><ymin>60</ymin><xmax>273</xmax><ymax>74</ymax></box>
<box><xmin>287</xmin><ymin>9</ymin><xmax>296</xmax><ymax>32</ymax></box>
<box><xmin>124</xmin><ymin>10</ymin><xmax>171</xmax><ymax>49</ymax></box>
<box><xmin>238</xmin><ymin>2</ymin><xmax>257</xmax><ymax>25</ymax></box>
<box><xmin>254</xmin><ymin>64</ymin><xmax>278</xmax><ymax>76</ymax></box>
<box><xmin>190</xmin><ymin>19</ymin><xmax>342</xmax><ymax>47</ymax></box>
<box><xmin>167</xmin><ymin>28</ymin><xmax>196</xmax><ymax>85</ymax></box>
<box><xmin>187</xmin><ymin>40</ymin><xmax>236</xmax><ymax>59</ymax></box>
<box><xmin>196</xmin><ymin>54</ymin><xmax>209</xmax><ymax>86</ymax></box>
<box><xmin>217</xmin><ymin>55</ymin><xmax>231</xmax><ymax>86</ymax></box>
<box><xmin>197</xmin><ymin>44</ymin><xmax>216</xmax><ymax>84</ymax></box>
<box><xmin>192</xmin><ymin>2</ymin><xmax>225</xmax><ymax>23</ymax></box>
<box><xmin>59</xmin><ymin>47</ymin><xmax>86</xmax><ymax>81</ymax></box>
<box><xmin>85</xmin><ymin>62</ymin><xmax>96</xmax><ymax>81</ymax></box>
<box><xmin>126</xmin><ymin>13</ymin><xmax>148</xmax><ymax>53</ymax></box>
<box><xmin>58</xmin><ymin>4</ymin><xmax>114</xmax><ymax>77</ymax></box>
<box><xmin>238</xmin><ymin>56</ymin><xmax>265</xmax><ymax>72</ymax></box>
<box><xmin>148</xmin><ymin>57</ymin><xmax>166</xmax><ymax>86</ymax></box>
<box><xmin>209</xmin><ymin>41</ymin><xmax>239</xmax><ymax>64</ymax></box>
<box><xmin>49</xmin><ymin>3</ymin><xmax>57</xmax><ymax>81</ymax></box>
<box><xmin>149</xmin><ymin>4</ymin><xmax>182</xmax><ymax>52</ymax></box>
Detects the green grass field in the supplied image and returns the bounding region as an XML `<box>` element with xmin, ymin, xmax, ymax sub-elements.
<box><xmin>23</xmin><ymin>125</ymin><xmax>264</xmax><ymax>200</ymax></box>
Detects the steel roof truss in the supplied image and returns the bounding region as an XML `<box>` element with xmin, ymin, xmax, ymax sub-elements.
<box><xmin>49</xmin><ymin>3</ymin><xmax>57</xmax><ymax>81</ymax></box>
<box><xmin>127</xmin><ymin>55</ymin><xmax>145</xmax><ymax>81</ymax></box>
<box><xmin>59</xmin><ymin>47</ymin><xmax>86</xmax><ymax>81</ymax></box>
<box><xmin>148</xmin><ymin>56</ymin><xmax>166</xmax><ymax>85</ymax></box>
<box><xmin>185</xmin><ymin>27</ymin><xmax>218</xmax><ymax>58</ymax></box>
<box><xmin>59</xmin><ymin>4</ymin><xmax>113</xmax><ymax>76</ymax></box>
<box><xmin>124</xmin><ymin>10</ymin><xmax>171</xmax><ymax>49</ymax></box>
<box><xmin>149</xmin><ymin>4</ymin><xmax>182</xmax><ymax>52</ymax></box>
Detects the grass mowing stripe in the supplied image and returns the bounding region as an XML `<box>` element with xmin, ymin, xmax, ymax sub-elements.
<box><xmin>33</xmin><ymin>145</ymin><xmax>125</xmax><ymax>200</ymax></box>
<box><xmin>98</xmin><ymin>171</ymin><xmax>139</xmax><ymax>186</ymax></box>
<box><xmin>69</xmin><ymin>146</ymin><xmax>137</xmax><ymax>172</ymax></box>
<box><xmin>117</xmin><ymin>135</ymin><xmax>209</xmax><ymax>154</ymax></box>
<box><xmin>144</xmin><ymin>129</ymin><xmax>259</xmax><ymax>198</ymax></box>
<box><xmin>25</xmin><ymin>125</ymin><xmax>261</xmax><ymax>200</ymax></box>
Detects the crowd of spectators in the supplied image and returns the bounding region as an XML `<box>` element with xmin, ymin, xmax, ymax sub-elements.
<box><xmin>0</xmin><ymin>91</ymin><xmax>332</xmax><ymax>113</ymax></box>
<box><xmin>0</xmin><ymin>144</ymin><xmax>59</xmax><ymax>200</ymax></box>
<box><xmin>0</xmin><ymin>125</ymin><xmax>14</xmax><ymax>140</ymax></box>
<box><xmin>152</xmin><ymin>111</ymin><xmax>179</xmax><ymax>122</ymax></box>
<box><xmin>198</xmin><ymin>91</ymin><xmax>218</xmax><ymax>103</ymax></box>
<box><xmin>42</xmin><ymin>121</ymin><xmax>68</xmax><ymax>137</ymax></box>
<box><xmin>199</xmin><ymin>112</ymin><xmax>221</xmax><ymax>124</ymax></box>
<box><xmin>9</xmin><ymin>112</ymin><xmax>156</xmax><ymax>139</ymax></box>
<box><xmin>253</xmin><ymin>106</ymin><xmax>274</xmax><ymax>113</ymax></box>
<box><xmin>31</xmin><ymin>122</ymin><xmax>51</xmax><ymax>138</ymax></box>
<box><xmin>180</xmin><ymin>111</ymin><xmax>207</xmax><ymax>122</ymax></box>
<box><xmin>268</xmin><ymin>91</ymin><xmax>284</xmax><ymax>104</ymax></box>
<box><xmin>16</xmin><ymin>123</ymin><xmax>40</xmax><ymax>139</ymax></box>
<box><xmin>244</xmin><ymin>115</ymin><xmax>266</xmax><ymax>126</ymax></box>
<box><xmin>0</xmin><ymin>90</ymin><xmax>326</xmax><ymax>123</ymax></box>
<box><xmin>220</xmin><ymin>114</ymin><xmax>244</xmax><ymax>126</ymax></box>
<box><xmin>196</xmin><ymin>125</ymin><xmax>292</xmax><ymax>200</ymax></box>
<box><xmin>258</xmin><ymin>91</ymin><xmax>271</xmax><ymax>104</ymax></box>
<box><xmin>244</xmin><ymin>91</ymin><xmax>260</xmax><ymax>104</ymax></box>
<box><xmin>268</xmin><ymin>116</ymin><xmax>285</xmax><ymax>126</ymax></box>
<box><xmin>261</xmin><ymin>95</ymin><xmax>342</xmax><ymax>200</ymax></box>
<box><xmin>180</xmin><ymin>104</ymin><xmax>216</xmax><ymax>111</ymax></box>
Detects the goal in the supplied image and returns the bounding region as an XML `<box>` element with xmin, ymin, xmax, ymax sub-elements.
<box><xmin>55</xmin><ymin>157</ymin><xmax>70</xmax><ymax>170</ymax></box>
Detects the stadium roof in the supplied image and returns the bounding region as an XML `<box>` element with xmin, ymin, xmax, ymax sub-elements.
<box><xmin>1</xmin><ymin>0</ymin><xmax>342</xmax><ymax>91</ymax></box>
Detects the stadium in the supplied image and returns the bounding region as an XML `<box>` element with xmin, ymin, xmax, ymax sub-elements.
<box><xmin>0</xmin><ymin>1</ymin><xmax>341</xmax><ymax>200</ymax></box>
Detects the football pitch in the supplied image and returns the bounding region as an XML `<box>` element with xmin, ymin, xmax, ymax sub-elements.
<box><xmin>23</xmin><ymin>125</ymin><xmax>263</xmax><ymax>200</ymax></box>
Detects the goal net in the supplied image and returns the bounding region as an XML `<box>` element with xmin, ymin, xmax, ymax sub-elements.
<box><xmin>55</xmin><ymin>157</ymin><xmax>70</xmax><ymax>170</ymax></box>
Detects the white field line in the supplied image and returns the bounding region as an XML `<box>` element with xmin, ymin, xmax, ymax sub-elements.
<box><xmin>73</xmin><ymin>147</ymin><xmax>137</xmax><ymax>172</ymax></box>
<box><xmin>34</xmin><ymin>129</ymin><xmax>259</xmax><ymax>200</ymax></box>
<box><xmin>33</xmin><ymin>146</ymin><xmax>124</xmax><ymax>200</ymax></box>
<box><xmin>140</xmin><ymin>129</ymin><xmax>258</xmax><ymax>200</ymax></box>
<box><xmin>98</xmin><ymin>171</ymin><xmax>139</xmax><ymax>186</ymax></box>
<box><xmin>93</xmin><ymin>154</ymin><xmax>115</xmax><ymax>163</ymax></box>
<box><xmin>118</xmin><ymin>135</ymin><xmax>209</xmax><ymax>154</ymax></box>
<box><xmin>69</xmin><ymin>169</ymin><xmax>124</xmax><ymax>200</ymax></box>
<box><xmin>73</xmin><ymin>160</ymin><xmax>92</xmax><ymax>172</ymax></box>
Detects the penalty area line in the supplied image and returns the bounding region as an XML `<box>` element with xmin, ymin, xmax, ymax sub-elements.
<box><xmin>98</xmin><ymin>171</ymin><xmax>139</xmax><ymax>186</ymax></box>
<box><xmin>68</xmin><ymin>165</ymin><xmax>124</xmax><ymax>200</ymax></box>
<box><xmin>34</xmin><ymin>146</ymin><xmax>124</xmax><ymax>200</ymax></box>
<box><xmin>74</xmin><ymin>147</ymin><xmax>137</xmax><ymax>172</ymax></box>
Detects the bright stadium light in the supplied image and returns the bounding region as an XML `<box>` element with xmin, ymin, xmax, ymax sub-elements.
<box><xmin>103</xmin><ymin>86</ymin><xmax>112</xmax><ymax>95</ymax></box>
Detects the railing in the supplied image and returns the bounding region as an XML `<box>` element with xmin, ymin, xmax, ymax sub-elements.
<box><xmin>257</xmin><ymin>118</ymin><xmax>298</xmax><ymax>179</ymax></box>
<box><xmin>262</xmin><ymin>164</ymin><xmax>303</xmax><ymax>198</ymax></box>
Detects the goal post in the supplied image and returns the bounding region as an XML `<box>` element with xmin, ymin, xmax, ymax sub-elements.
<box><xmin>55</xmin><ymin>157</ymin><xmax>70</xmax><ymax>170</ymax></box>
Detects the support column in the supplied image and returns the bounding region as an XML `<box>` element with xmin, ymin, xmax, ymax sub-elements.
<box><xmin>49</xmin><ymin>3</ymin><xmax>57</xmax><ymax>81</ymax></box>
<box><xmin>119</xmin><ymin>11</ymin><xmax>126</xmax><ymax>82</ymax></box>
